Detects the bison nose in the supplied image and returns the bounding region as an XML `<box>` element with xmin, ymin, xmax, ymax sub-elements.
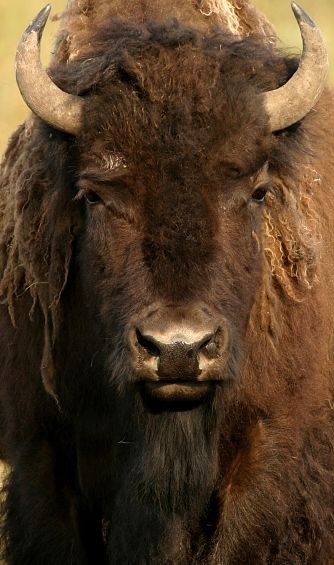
<box><xmin>134</xmin><ymin>328</ymin><xmax>219</xmax><ymax>380</ymax></box>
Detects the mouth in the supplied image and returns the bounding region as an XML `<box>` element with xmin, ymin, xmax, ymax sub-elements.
<box><xmin>139</xmin><ymin>380</ymin><xmax>215</xmax><ymax>410</ymax></box>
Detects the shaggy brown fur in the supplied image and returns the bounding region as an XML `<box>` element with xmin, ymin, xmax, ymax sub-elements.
<box><xmin>1</xmin><ymin>2</ymin><xmax>334</xmax><ymax>564</ymax></box>
<box><xmin>54</xmin><ymin>0</ymin><xmax>276</xmax><ymax>62</ymax></box>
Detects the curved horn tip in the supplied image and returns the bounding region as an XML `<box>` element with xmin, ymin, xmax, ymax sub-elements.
<box><xmin>26</xmin><ymin>4</ymin><xmax>52</xmax><ymax>41</ymax></box>
<box><xmin>291</xmin><ymin>2</ymin><xmax>316</xmax><ymax>29</ymax></box>
<box><xmin>16</xmin><ymin>3</ymin><xmax>83</xmax><ymax>136</ymax></box>
<box><xmin>263</xmin><ymin>2</ymin><xmax>328</xmax><ymax>132</ymax></box>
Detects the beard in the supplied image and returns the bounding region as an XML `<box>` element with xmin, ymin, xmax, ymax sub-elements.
<box><xmin>129</xmin><ymin>390</ymin><xmax>222</xmax><ymax>515</ymax></box>
<box><xmin>105</xmin><ymin>386</ymin><xmax>223</xmax><ymax>563</ymax></box>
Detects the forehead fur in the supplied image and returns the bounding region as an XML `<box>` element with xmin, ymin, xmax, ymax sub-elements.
<box><xmin>51</xmin><ymin>20</ymin><xmax>294</xmax><ymax>171</ymax></box>
<box><xmin>55</xmin><ymin>0</ymin><xmax>276</xmax><ymax>64</ymax></box>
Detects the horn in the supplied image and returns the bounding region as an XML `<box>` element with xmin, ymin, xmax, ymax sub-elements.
<box><xmin>264</xmin><ymin>2</ymin><xmax>329</xmax><ymax>132</ymax></box>
<box><xmin>16</xmin><ymin>5</ymin><xmax>83</xmax><ymax>135</ymax></box>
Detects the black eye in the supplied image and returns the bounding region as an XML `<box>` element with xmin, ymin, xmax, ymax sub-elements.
<box><xmin>251</xmin><ymin>186</ymin><xmax>268</xmax><ymax>204</ymax></box>
<box><xmin>227</xmin><ymin>166</ymin><xmax>243</xmax><ymax>179</ymax></box>
<box><xmin>85</xmin><ymin>191</ymin><xmax>102</xmax><ymax>205</ymax></box>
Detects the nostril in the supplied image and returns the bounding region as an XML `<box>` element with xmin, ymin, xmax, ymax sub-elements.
<box><xmin>135</xmin><ymin>329</ymin><xmax>160</xmax><ymax>357</ymax></box>
<box><xmin>204</xmin><ymin>341</ymin><xmax>218</xmax><ymax>358</ymax></box>
<box><xmin>198</xmin><ymin>335</ymin><xmax>214</xmax><ymax>350</ymax></box>
<box><xmin>198</xmin><ymin>333</ymin><xmax>218</xmax><ymax>359</ymax></box>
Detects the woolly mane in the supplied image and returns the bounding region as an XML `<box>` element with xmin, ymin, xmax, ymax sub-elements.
<box><xmin>258</xmin><ymin>165</ymin><xmax>320</xmax><ymax>344</ymax></box>
<box><xmin>54</xmin><ymin>0</ymin><xmax>276</xmax><ymax>62</ymax></box>
<box><xmin>0</xmin><ymin>121</ymin><xmax>80</xmax><ymax>395</ymax></box>
<box><xmin>0</xmin><ymin>13</ymin><xmax>319</xmax><ymax>388</ymax></box>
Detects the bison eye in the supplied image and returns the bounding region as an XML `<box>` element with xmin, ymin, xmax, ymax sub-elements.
<box><xmin>85</xmin><ymin>191</ymin><xmax>102</xmax><ymax>205</ymax></box>
<box><xmin>228</xmin><ymin>166</ymin><xmax>243</xmax><ymax>179</ymax></box>
<box><xmin>251</xmin><ymin>186</ymin><xmax>268</xmax><ymax>204</ymax></box>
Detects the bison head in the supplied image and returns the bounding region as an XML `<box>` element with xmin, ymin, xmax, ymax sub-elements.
<box><xmin>10</xmin><ymin>3</ymin><xmax>328</xmax><ymax>525</ymax></box>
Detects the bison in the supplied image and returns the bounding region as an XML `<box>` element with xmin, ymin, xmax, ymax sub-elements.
<box><xmin>0</xmin><ymin>0</ymin><xmax>334</xmax><ymax>563</ymax></box>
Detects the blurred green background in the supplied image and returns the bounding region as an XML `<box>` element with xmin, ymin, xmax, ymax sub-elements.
<box><xmin>0</xmin><ymin>0</ymin><xmax>333</xmax><ymax>156</ymax></box>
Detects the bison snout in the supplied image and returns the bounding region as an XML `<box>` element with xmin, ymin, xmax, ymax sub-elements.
<box><xmin>129</xmin><ymin>307</ymin><xmax>229</xmax><ymax>387</ymax></box>
<box><xmin>135</xmin><ymin>328</ymin><xmax>216</xmax><ymax>380</ymax></box>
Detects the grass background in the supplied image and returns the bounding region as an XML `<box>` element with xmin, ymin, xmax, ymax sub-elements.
<box><xmin>0</xmin><ymin>0</ymin><xmax>333</xmax><ymax>156</ymax></box>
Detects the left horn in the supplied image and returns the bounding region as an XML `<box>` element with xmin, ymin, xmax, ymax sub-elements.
<box><xmin>263</xmin><ymin>2</ymin><xmax>329</xmax><ymax>132</ymax></box>
<box><xmin>16</xmin><ymin>4</ymin><xmax>83</xmax><ymax>135</ymax></box>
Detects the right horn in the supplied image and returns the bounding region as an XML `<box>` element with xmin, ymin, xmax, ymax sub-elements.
<box><xmin>263</xmin><ymin>2</ymin><xmax>329</xmax><ymax>132</ymax></box>
<box><xmin>16</xmin><ymin>5</ymin><xmax>83</xmax><ymax>135</ymax></box>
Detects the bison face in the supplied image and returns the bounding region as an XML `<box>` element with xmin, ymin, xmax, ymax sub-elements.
<box><xmin>76</xmin><ymin>84</ymin><xmax>271</xmax><ymax>411</ymax></box>
<box><xmin>73</xmin><ymin>103</ymin><xmax>272</xmax><ymax>515</ymax></box>
<box><xmin>56</xmin><ymin>28</ymin><xmax>275</xmax><ymax>417</ymax></box>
